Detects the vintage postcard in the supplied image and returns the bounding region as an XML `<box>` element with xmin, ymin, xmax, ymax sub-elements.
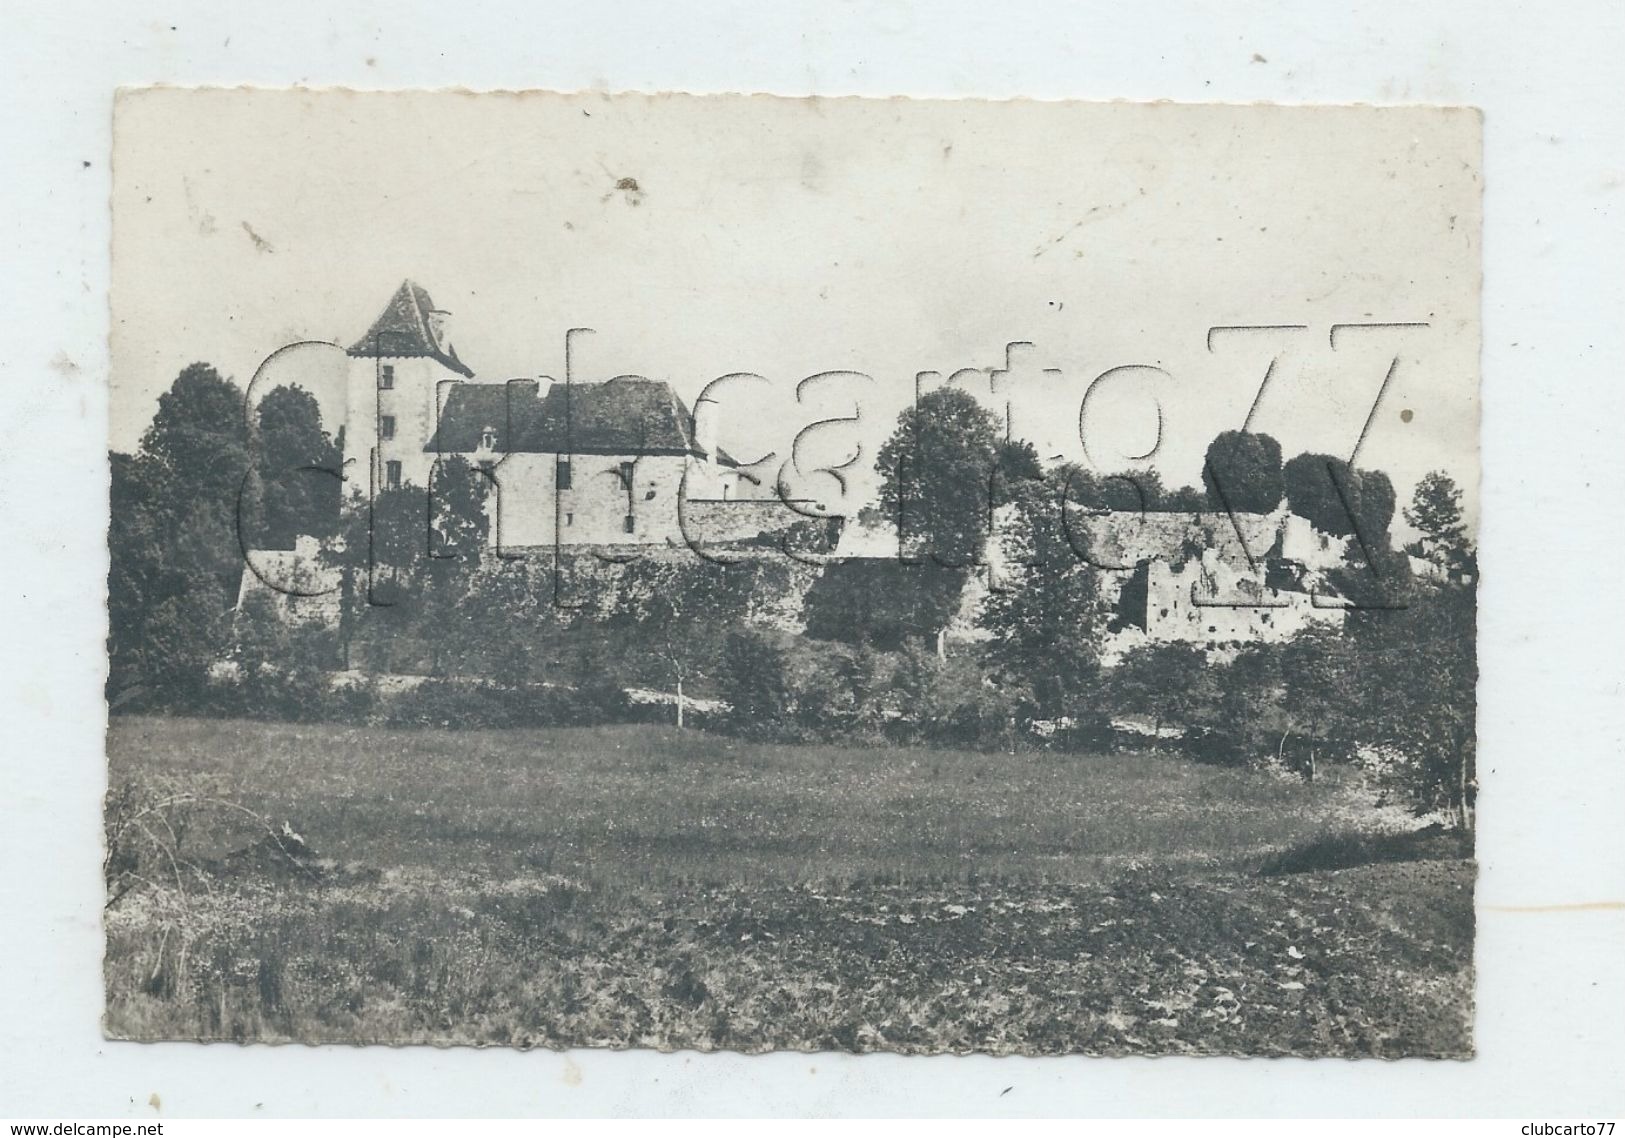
<box><xmin>105</xmin><ymin>89</ymin><xmax>1480</xmax><ymax>1055</ymax></box>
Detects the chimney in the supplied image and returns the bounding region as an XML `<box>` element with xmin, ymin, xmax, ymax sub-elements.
<box><xmin>426</xmin><ymin>307</ymin><xmax>451</xmax><ymax>349</ymax></box>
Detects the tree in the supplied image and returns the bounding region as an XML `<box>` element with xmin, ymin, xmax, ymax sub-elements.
<box><xmin>232</xmin><ymin>591</ymin><xmax>333</xmax><ymax>719</ymax></box>
<box><xmin>138</xmin><ymin>362</ymin><xmax>251</xmax><ymax>600</ymax></box>
<box><xmin>107</xmin><ymin>363</ymin><xmax>251</xmax><ymax>706</ymax></box>
<box><xmin>872</xmin><ymin>387</ymin><xmax>1000</xmax><ymax>654</ymax></box>
<box><xmin>1404</xmin><ymin>470</ymin><xmax>1474</xmax><ymax>577</ymax></box>
<box><xmin>1328</xmin><ymin>540</ymin><xmax>1415</xmax><ymax>612</ymax></box>
<box><xmin>1212</xmin><ymin>644</ymin><xmax>1286</xmax><ymax>766</ymax></box>
<box><xmin>1279</xmin><ymin>624</ymin><xmax>1361</xmax><ymax>781</ymax></box>
<box><xmin>1108</xmin><ymin>642</ymin><xmax>1215</xmax><ymax>739</ymax></box>
<box><xmin>1162</xmin><ymin>484</ymin><xmax>1207</xmax><ymax>512</ymax></box>
<box><xmin>1282</xmin><ymin>452</ymin><xmax>1395</xmax><ymax>544</ymax></box>
<box><xmin>1068</xmin><ymin>467</ymin><xmax>1168</xmax><ymax>512</ymax></box>
<box><xmin>1348</xmin><ymin>580</ymin><xmax>1478</xmax><ymax>830</ymax></box>
<box><xmin>994</xmin><ymin>437</ymin><xmax>1044</xmax><ymax>484</ymax></box>
<box><xmin>426</xmin><ymin>456</ymin><xmax>491</xmax><ymax>565</ymax></box>
<box><xmin>609</xmin><ymin>557</ymin><xmax>753</xmax><ymax>726</ymax></box>
<box><xmin>978</xmin><ymin>476</ymin><xmax>1102</xmax><ymax>715</ymax></box>
<box><xmin>875</xmin><ymin>387</ymin><xmax>1001</xmax><ymax>568</ymax></box>
<box><xmin>141</xmin><ymin>363</ymin><xmax>249</xmax><ymax>497</ymax></box>
<box><xmin>1201</xmin><ymin>430</ymin><xmax>1283</xmax><ymax>515</ymax></box>
<box><xmin>250</xmin><ymin>384</ymin><xmax>341</xmax><ymax>550</ymax></box>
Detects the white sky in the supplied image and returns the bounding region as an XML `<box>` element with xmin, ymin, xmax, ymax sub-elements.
<box><xmin>111</xmin><ymin>90</ymin><xmax>1481</xmax><ymax>525</ymax></box>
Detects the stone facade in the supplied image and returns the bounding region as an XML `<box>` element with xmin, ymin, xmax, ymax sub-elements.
<box><xmin>344</xmin><ymin>281</ymin><xmax>476</xmax><ymax>496</ymax></box>
<box><xmin>1084</xmin><ymin>508</ymin><xmax>1348</xmax><ymax>659</ymax></box>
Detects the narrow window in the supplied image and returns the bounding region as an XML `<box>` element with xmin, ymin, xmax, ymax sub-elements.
<box><xmin>623</xmin><ymin>514</ymin><xmax>636</xmax><ymax>534</ymax></box>
<box><xmin>556</xmin><ymin>457</ymin><xmax>572</xmax><ymax>489</ymax></box>
<box><xmin>380</xmin><ymin>415</ymin><xmax>396</xmax><ymax>441</ymax></box>
<box><xmin>379</xmin><ymin>364</ymin><xmax>395</xmax><ymax>390</ymax></box>
<box><xmin>565</xmin><ymin>512</ymin><xmax>573</xmax><ymax>526</ymax></box>
<box><xmin>385</xmin><ymin>460</ymin><xmax>402</xmax><ymax>490</ymax></box>
<box><xmin>619</xmin><ymin>460</ymin><xmax>635</xmax><ymax>488</ymax></box>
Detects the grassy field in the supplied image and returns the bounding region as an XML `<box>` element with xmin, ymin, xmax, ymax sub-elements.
<box><xmin>104</xmin><ymin>717</ymin><xmax>1474</xmax><ymax>1055</ymax></box>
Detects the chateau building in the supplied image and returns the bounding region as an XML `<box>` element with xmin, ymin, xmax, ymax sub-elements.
<box><xmin>343</xmin><ymin>280</ymin><xmax>810</xmax><ymax>549</ymax></box>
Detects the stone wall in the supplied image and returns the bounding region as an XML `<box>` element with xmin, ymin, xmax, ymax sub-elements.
<box><xmin>235</xmin><ymin>536</ymin><xmax>342</xmax><ymax>625</ymax></box>
<box><xmin>488</xmin><ymin>453</ymin><xmax>697</xmax><ymax>548</ymax></box>
<box><xmin>680</xmin><ymin>498</ymin><xmax>828</xmax><ymax>547</ymax></box>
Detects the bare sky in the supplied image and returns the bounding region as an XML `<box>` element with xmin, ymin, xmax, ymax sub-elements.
<box><xmin>111</xmin><ymin>90</ymin><xmax>1480</xmax><ymax>524</ymax></box>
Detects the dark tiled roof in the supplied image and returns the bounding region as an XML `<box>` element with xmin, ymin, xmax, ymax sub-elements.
<box><xmin>347</xmin><ymin>280</ymin><xmax>475</xmax><ymax>378</ymax></box>
<box><xmin>428</xmin><ymin>377</ymin><xmax>737</xmax><ymax>464</ymax></box>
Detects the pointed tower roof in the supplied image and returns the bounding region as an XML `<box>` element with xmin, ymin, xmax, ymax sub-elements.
<box><xmin>346</xmin><ymin>280</ymin><xmax>475</xmax><ymax>378</ymax></box>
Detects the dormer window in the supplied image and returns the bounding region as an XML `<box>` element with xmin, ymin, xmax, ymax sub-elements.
<box><xmin>379</xmin><ymin>364</ymin><xmax>395</xmax><ymax>390</ymax></box>
<box><xmin>480</xmin><ymin>426</ymin><xmax>498</xmax><ymax>450</ymax></box>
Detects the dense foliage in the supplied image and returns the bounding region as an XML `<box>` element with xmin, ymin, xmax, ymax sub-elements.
<box><xmin>1201</xmin><ymin>430</ymin><xmax>1284</xmax><ymax>514</ymax></box>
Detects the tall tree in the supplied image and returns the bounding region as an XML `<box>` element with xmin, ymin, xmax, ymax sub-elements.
<box><xmin>1404</xmin><ymin>470</ymin><xmax>1474</xmax><ymax>577</ymax></box>
<box><xmin>978</xmin><ymin>476</ymin><xmax>1102</xmax><ymax>715</ymax></box>
<box><xmin>107</xmin><ymin>363</ymin><xmax>250</xmax><ymax>705</ymax></box>
<box><xmin>250</xmin><ymin>384</ymin><xmax>341</xmax><ymax>550</ymax></box>
<box><xmin>425</xmin><ymin>456</ymin><xmax>491</xmax><ymax>566</ymax></box>
<box><xmin>994</xmin><ymin>437</ymin><xmax>1044</xmax><ymax>485</ymax></box>
<box><xmin>875</xmin><ymin>387</ymin><xmax>1001</xmax><ymax>568</ymax></box>
<box><xmin>1279</xmin><ymin>624</ymin><xmax>1360</xmax><ymax>781</ymax></box>
<box><xmin>108</xmin><ymin>451</ymin><xmax>232</xmax><ymax>704</ymax></box>
<box><xmin>138</xmin><ymin>362</ymin><xmax>251</xmax><ymax>599</ymax></box>
<box><xmin>1347</xmin><ymin>580</ymin><xmax>1478</xmax><ymax>830</ymax></box>
<box><xmin>1201</xmin><ymin>430</ymin><xmax>1284</xmax><ymax>515</ymax></box>
<box><xmin>872</xmin><ymin>387</ymin><xmax>1000</xmax><ymax>654</ymax></box>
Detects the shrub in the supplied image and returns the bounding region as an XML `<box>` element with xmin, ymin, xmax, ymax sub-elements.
<box><xmin>379</xmin><ymin>679</ymin><xmax>631</xmax><ymax>731</ymax></box>
<box><xmin>718</xmin><ymin>630</ymin><xmax>792</xmax><ymax>734</ymax></box>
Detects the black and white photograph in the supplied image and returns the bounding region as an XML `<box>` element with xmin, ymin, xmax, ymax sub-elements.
<box><xmin>99</xmin><ymin>90</ymin><xmax>1485</xmax><ymax>1057</ymax></box>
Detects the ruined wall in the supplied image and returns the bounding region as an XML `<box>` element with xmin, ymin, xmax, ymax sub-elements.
<box><xmin>1277</xmin><ymin>512</ymin><xmax>1350</xmax><ymax>571</ymax></box>
<box><xmin>1140</xmin><ymin>553</ymin><xmax>1344</xmax><ymax>647</ymax></box>
<box><xmin>500</xmin><ymin>546</ymin><xmax>823</xmax><ymax>630</ymax></box>
<box><xmin>680</xmin><ymin>498</ymin><xmax>828</xmax><ymax>548</ymax></box>
<box><xmin>235</xmin><ymin>536</ymin><xmax>342</xmax><ymax>625</ymax></box>
<box><xmin>1081</xmin><ymin>510</ymin><xmax>1282</xmax><ymax>573</ymax></box>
